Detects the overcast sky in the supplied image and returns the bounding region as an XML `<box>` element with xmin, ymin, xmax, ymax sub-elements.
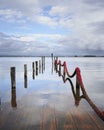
<box><xmin>0</xmin><ymin>0</ymin><xmax>104</xmax><ymax>56</ymax></box>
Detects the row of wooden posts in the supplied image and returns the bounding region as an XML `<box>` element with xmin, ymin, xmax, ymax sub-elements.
<box><xmin>10</xmin><ymin>56</ymin><xmax>45</xmax><ymax>89</ymax></box>
<box><xmin>10</xmin><ymin>55</ymin><xmax>56</xmax><ymax>108</ymax></box>
<box><xmin>0</xmin><ymin>54</ymin><xmax>57</xmax><ymax>108</ymax></box>
<box><xmin>10</xmin><ymin>56</ymin><xmax>45</xmax><ymax>108</ymax></box>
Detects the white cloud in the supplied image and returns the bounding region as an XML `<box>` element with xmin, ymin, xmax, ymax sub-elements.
<box><xmin>49</xmin><ymin>6</ymin><xmax>70</xmax><ymax>17</ymax></box>
<box><xmin>36</xmin><ymin>15</ymin><xmax>57</xmax><ymax>27</ymax></box>
<box><xmin>0</xmin><ymin>0</ymin><xmax>104</xmax><ymax>56</ymax></box>
<box><xmin>0</xmin><ymin>9</ymin><xmax>23</xmax><ymax>22</ymax></box>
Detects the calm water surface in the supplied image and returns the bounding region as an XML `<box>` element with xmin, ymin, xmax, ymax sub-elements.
<box><xmin>0</xmin><ymin>57</ymin><xmax>104</xmax><ymax>129</ymax></box>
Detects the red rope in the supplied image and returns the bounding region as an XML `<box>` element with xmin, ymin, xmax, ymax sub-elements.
<box><xmin>54</xmin><ymin>58</ymin><xmax>104</xmax><ymax>121</ymax></box>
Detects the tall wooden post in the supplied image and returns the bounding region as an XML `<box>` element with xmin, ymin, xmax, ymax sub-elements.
<box><xmin>24</xmin><ymin>64</ymin><xmax>27</xmax><ymax>88</ymax></box>
<box><xmin>10</xmin><ymin>67</ymin><xmax>16</xmax><ymax>88</ymax></box>
<box><xmin>10</xmin><ymin>67</ymin><xmax>17</xmax><ymax>108</ymax></box>
<box><xmin>51</xmin><ymin>53</ymin><xmax>53</xmax><ymax>74</ymax></box>
<box><xmin>59</xmin><ymin>64</ymin><xmax>61</xmax><ymax>76</ymax></box>
<box><xmin>35</xmin><ymin>61</ymin><xmax>38</xmax><ymax>76</ymax></box>
<box><xmin>75</xmin><ymin>77</ymin><xmax>80</xmax><ymax>106</ymax></box>
<box><xmin>43</xmin><ymin>56</ymin><xmax>45</xmax><ymax>71</ymax></box>
<box><xmin>32</xmin><ymin>62</ymin><xmax>35</xmax><ymax>79</ymax></box>
<box><xmin>39</xmin><ymin>60</ymin><xmax>41</xmax><ymax>74</ymax></box>
<box><xmin>42</xmin><ymin>57</ymin><xmax>44</xmax><ymax>73</ymax></box>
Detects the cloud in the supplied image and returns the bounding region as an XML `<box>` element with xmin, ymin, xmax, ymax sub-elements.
<box><xmin>0</xmin><ymin>32</ymin><xmax>104</xmax><ymax>56</ymax></box>
<box><xmin>89</xmin><ymin>21</ymin><xmax>104</xmax><ymax>35</ymax></box>
<box><xmin>0</xmin><ymin>0</ymin><xmax>104</xmax><ymax>56</ymax></box>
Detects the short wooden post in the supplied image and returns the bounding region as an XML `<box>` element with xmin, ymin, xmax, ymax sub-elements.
<box><xmin>35</xmin><ymin>61</ymin><xmax>38</xmax><ymax>76</ymax></box>
<box><xmin>32</xmin><ymin>62</ymin><xmax>35</xmax><ymax>79</ymax></box>
<box><xmin>10</xmin><ymin>67</ymin><xmax>16</xmax><ymax>88</ymax></box>
<box><xmin>24</xmin><ymin>64</ymin><xmax>27</xmax><ymax>88</ymax></box>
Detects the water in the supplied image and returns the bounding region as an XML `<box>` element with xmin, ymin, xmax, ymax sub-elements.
<box><xmin>0</xmin><ymin>57</ymin><xmax>104</xmax><ymax>129</ymax></box>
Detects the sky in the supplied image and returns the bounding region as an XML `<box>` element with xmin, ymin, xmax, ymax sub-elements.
<box><xmin>0</xmin><ymin>0</ymin><xmax>104</xmax><ymax>56</ymax></box>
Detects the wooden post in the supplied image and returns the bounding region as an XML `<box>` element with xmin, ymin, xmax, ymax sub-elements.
<box><xmin>32</xmin><ymin>62</ymin><xmax>35</xmax><ymax>79</ymax></box>
<box><xmin>75</xmin><ymin>77</ymin><xmax>80</xmax><ymax>106</ymax></box>
<box><xmin>43</xmin><ymin>56</ymin><xmax>45</xmax><ymax>71</ymax></box>
<box><xmin>51</xmin><ymin>53</ymin><xmax>53</xmax><ymax>74</ymax></box>
<box><xmin>35</xmin><ymin>61</ymin><xmax>38</xmax><ymax>76</ymax></box>
<box><xmin>24</xmin><ymin>64</ymin><xmax>27</xmax><ymax>88</ymax></box>
<box><xmin>42</xmin><ymin>57</ymin><xmax>44</xmax><ymax>73</ymax></box>
<box><xmin>39</xmin><ymin>60</ymin><xmax>41</xmax><ymax>74</ymax></box>
<box><xmin>10</xmin><ymin>67</ymin><xmax>16</xmax><ymax>88</ymax></box>
<box><xmin>59</xmin><ymin>64</ymin><xmax>61</xmax><ymax>76</ymax></box>
<box><xmin>10</xmin><ymin>67</ymin><xmax>17</xmax><ymax>107</ymax></box>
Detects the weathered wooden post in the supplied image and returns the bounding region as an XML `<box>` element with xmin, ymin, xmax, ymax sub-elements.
<box><xmin>10</xmin><ymin>67</ymin><xmax>17</xmax><ymax>108</ymax></box>
<box><xmin>59</xmin><ymin>63</ymin><xmax>61</xmax><ymax>76</ymax></box>
<box><xmin>35</xmin><ymin>61</ymin><xmax>38</xmax><ymax>76</ymax></box>
<box><xmin>43</xmin><ymin>56</ymin><xmax>45</xmax><ymax>71</ymax></box>
<box><xmin>24</xmin><ymin>64</ymin><xmax>27</xmax><ymax>88</ymax></box>
<box><xmin>32</xmin><ymin>62</ymin><xmax>35</xmax><ymax>79</ymax></box>
<box><xmin>42</xmin><ymin>57</ymin><xmax>44</xmax><ymax>73</ymax></box>
<box><xmin>51</xmin><ymin>53</ymin><xmax>53</xmax><ymax>74</ymax></box>
<box><xmin>10</xmin><ymin>67</ymin><xmax>16</xmax><ymax>88</ymax></box>
<box><xmin>42</xmin><ymin>56</ymin><xmax>45</xmax><ymax>73</ymax></box>
<box><xmin>39</xmin><ymin>60</ymin><xmax>41</xmax><ymax>74</ymax></box>
<box><xmin>75</xmin><ymin>77</ymin><xmax>80</xmax><ymax>106</ymax></box>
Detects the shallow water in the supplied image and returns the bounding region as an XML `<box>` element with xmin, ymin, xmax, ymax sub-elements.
<box><xmin>0</xmin><ymin>57</ymin><xmax>104</xmax><ymax>129</ymax></box>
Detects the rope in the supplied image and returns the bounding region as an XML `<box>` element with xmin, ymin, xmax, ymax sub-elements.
<box><xmin>54</xmin><ymin>58</ymin><xmax>104</xmax><ymax>121</ymax></box>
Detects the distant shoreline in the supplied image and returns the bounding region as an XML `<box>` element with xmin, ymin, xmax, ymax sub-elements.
<box><xmin>0</xmin><ymin>55</ymin><xmax>104</xmax><ymax>57</ymax></box>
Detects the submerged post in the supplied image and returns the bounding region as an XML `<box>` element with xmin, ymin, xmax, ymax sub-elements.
<box><xmin>10</xmin><ymin>67</ymin><xmax>16</xmax><ymax>88</ymax></box>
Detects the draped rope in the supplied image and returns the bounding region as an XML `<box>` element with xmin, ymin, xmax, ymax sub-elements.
<box><xmin>54</xmin><ymin>58</ymin><xmax>104</xmax><ymax>121</ymax></box>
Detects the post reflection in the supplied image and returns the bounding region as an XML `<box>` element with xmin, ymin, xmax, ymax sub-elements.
<box><xmin>0</xmin><ymin>98</ymin><xmax>1</xmax><ymax>111</ymax></box>
<box><xmin>11</xmin><ymin>87</ymin><xmax>17</xmax><ymax>108</ymax></box>
<box><xmin>65</xmin><ymin>78</ymin><xmax>85</xmax><ymax>106</ymax></box>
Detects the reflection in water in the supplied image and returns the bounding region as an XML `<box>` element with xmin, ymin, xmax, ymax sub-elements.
<box><xmin>9</xmin><ymin>57</ymin><xmax>46</xmax><ymax>108</ymax></box>
<box><xmin>65</xmin><ymin>78</ymin><xmax>85</xmax><ymax>106</ymax></box>
<box><xmin>11</xmin><ymin>87</ymin><xmax>17</xmax><ymax>108</ymax></box>
<box><xmin>54</xmin><ymin>58</ymin><xmax>104</xmax><ymax>121</ymax></box>
<box><xmin>0</xmin><ymin>98</ymin><xmax>1</xmax><ymax>111</ymax></box>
